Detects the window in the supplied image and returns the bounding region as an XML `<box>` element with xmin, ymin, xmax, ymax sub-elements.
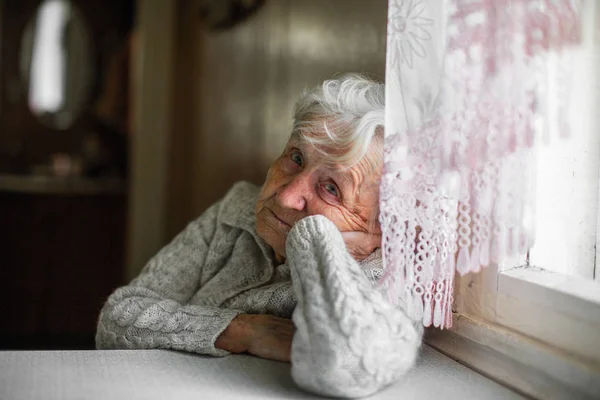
<box><xmin>529</xmin><ymin>2</ymin><xmax>600</xmax><ymax>281</ymax></box>
<box><xmin>428</xmin><ymin>2</ymin><xmax>600</xmax><ymax>398</ymax></box>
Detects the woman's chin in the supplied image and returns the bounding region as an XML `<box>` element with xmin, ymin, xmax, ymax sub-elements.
<box><xmin>266</xmin><ymin>239</ymin><xmax>287</xmax><ymax>264</ymax></box>
<box><xmin>267</xmin><ymin>238</ymin><xmax>287</xmax><ymax>262</ymax></box>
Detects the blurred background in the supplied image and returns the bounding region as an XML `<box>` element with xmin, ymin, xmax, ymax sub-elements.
<box><xmin>0</xmin><ymin>0</ymin><xmax>386</xmax><ymax>349</ymax></box>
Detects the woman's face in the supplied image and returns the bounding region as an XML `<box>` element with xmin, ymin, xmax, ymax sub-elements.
<box><xmin>255</xmin><ymin>134</ymin><xmax>382</xmax><ymax>262</ymax></box>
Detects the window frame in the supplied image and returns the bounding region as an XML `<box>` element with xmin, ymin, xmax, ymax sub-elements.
<box><xmin>496</xmin><ymin>267</ymin><xmax>600</xmax><ymax>362</ymax></box>
<box><xmin>426</xmin><ymin>4</ymin><xmax>600</xmax><ymax>398</ymax></box>
<box><xmin>426</xmin><ymin>261</ymin><xmax>600</xmax><ymax>399</ymax></box>
<box><xmin>431</xmin><ymin>121</ymin><xmax>600</xmax><ymax>397</ymax></box>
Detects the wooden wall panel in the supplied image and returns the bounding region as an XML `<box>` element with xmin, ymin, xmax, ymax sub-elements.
<box><xmin>126</xmin><ymin>0</ymin><xmax>175</xmax><ymax>280</ymax></box>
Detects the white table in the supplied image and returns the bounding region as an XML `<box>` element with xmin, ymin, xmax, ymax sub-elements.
<box><xmin>0</xmin><ymin>345</ymin><xmax>522</xmax><ymax>399</ymax></box>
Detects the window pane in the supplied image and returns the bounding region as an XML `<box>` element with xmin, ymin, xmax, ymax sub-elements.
<box><xmin>529</xmin><ymin>1</ymin><xmax>599</xmax><ymax>280</ymax></box>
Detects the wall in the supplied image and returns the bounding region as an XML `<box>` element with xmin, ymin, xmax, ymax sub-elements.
<box><xmin>127</xmin><ymin>0</ymin><xmax>175</xmax><ymax>280</ymax></box>
<box><xmin>129</xmin><ymin>0</ymin><xmax>387</xmax><ymax>279</ymax></box>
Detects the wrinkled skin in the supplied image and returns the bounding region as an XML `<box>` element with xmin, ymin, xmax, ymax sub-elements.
<box><xmin>255</xmin><ymin>134</ymin><xmax>383</xmax><ymax>263</ymax></box>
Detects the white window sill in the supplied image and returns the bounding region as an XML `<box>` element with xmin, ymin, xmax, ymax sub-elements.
<box><xmin>499</xmin><ymin>267</ymin><xmax>600</xmax><ymax>324</ymax></box>
<box><xmin>426</xmin><ymin>321</ymin><xmax>598</xmax><ymax>400</ymax></box>
<box><xmin>432</xmin><ymin>266</ymin><xmax>600</xmax><ymax>399</ymax></box>
<box><xmin>497</xmin><ymin>267</ymin><xmax>600</xmax><ymax>365</ymax></box>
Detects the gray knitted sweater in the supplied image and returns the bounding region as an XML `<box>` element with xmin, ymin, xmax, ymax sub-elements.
<box><xmin>96</xmin><ymin>182</ymin><xmax>423</xmax><ymax>398</ymax></box>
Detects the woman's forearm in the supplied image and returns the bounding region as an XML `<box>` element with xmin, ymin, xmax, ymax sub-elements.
<box><xmin>96</xmin><ymin>285</ymin><xmax>242</xmax><ymax>356</ymax></box>
<box><xmin>286</xmin><ymin>215</ymin><xmax>423</xmax><ymax>398</ymax></box>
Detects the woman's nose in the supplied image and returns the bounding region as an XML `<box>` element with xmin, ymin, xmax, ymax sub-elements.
<box><xmin>276</xmin><ymin>173</ymin><xmax>311</xmax><ymax>211</ymax></box>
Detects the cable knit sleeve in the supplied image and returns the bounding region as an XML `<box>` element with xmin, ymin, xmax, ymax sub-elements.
<box><xmin>96</xmin><ymin>203</ymin><xmax>242</xmax><ymax>357</ymax></box>
<box><xmin>286</xmin><ymin>215</ymin><xmax>424</xmax><ymax>398</ymax></box>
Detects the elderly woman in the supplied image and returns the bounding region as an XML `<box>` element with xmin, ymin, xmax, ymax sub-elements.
<box><xmin>96</xmin><ymin>74</ymin><xmax>423</xmax><ymax>398</ymax></box>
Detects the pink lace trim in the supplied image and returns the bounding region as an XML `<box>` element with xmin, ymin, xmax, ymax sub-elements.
<box><xmin>381</xmin><ymin>0</ymin><xmax>581</xmax><ymax>329</ymax></box>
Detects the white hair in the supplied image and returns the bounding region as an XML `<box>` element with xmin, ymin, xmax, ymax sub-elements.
<box><xmin>292</xmin><ymin>73</ymin><xmax>385</xmax><ymax>169</ymax></box>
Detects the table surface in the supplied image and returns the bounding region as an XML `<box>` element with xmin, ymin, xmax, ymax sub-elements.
<box><xmin>0</xmin><ymin>345</ymin><xmax>523</xmax><ymax>400</ymax></box>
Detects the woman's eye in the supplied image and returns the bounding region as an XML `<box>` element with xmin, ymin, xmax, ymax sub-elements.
<box><xmin>290</xmin><ymin>150</ymin><xmax>303</xmax><ymax>166</ymax></box>
<box><xmin>323</xmin><ymin>183</ymin><xmax>339</xmax><ymax>197</ymax></box>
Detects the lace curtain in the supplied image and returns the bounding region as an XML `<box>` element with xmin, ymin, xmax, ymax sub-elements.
<box><xmin>380</xmin><ymin>0</ymin><xmax>582</xmax><ymax>329</ymax></box>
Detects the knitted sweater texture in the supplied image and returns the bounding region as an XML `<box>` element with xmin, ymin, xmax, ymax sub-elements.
<box><xmin>96</xmin><ymin>181</ymin><xmax>423</xmax><ymax>398</ymax></box>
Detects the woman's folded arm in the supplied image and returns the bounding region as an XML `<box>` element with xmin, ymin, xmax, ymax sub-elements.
<box><xmin>96</xmin><ymin>203</ymin><xmax>243</xmax><ymax>356</ymax></box>
<box><xmin>96</xmin><ymin>286</ymin><xmax>242</xmax><ymax>356</ymax></box>
<box><xmin>286</xmin><ymin>215</ymin><xmax>423</xmax><ymax>398</ymax></box>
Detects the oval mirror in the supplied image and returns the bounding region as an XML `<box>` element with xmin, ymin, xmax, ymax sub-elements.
<box><xmin>20</xmin><ymin>0</ymin><xmax>94</xmax><ymax>130</ymax></box>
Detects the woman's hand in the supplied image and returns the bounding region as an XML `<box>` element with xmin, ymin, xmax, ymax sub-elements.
<box><xmin>215</xmin><ymin>314</ymin><xmax>295</xmax><ymax>362</ymax></box>
<box><xmin>341</xmin><ymin>231</ymin><xmax>382</xmax><ymax>261</ymax></box>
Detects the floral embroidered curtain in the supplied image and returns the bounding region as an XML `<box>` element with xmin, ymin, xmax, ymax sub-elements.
<box><xmin>380</xmin><ymin>0</ymin><xmax>582</xmax><ymax>329</ymax></box>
